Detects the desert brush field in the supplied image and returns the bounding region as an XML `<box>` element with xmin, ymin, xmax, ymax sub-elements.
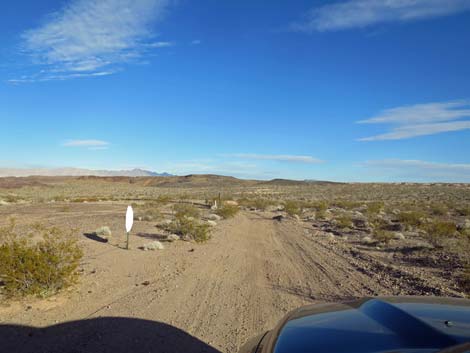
<box><xmin>1</xmin><ymin>175</ymin><xmax>469</xmax><ymax>353</ymax></box>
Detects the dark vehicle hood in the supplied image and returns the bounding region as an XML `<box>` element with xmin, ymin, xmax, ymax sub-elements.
<box><xmin>245</xmin><ymin>296</ymin><xmax>470</xmax><ymax>353</ymax></box>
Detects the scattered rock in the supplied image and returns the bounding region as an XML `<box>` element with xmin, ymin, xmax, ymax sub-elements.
<box><xmin>224</xmin><ymin>200</ymin><xmax>238</xmax><ymax>206</ymax></box>
<box><xmin>272</xmin><ymin>215</ymin><xmax>284</xmax><ymax>222</ymax></box>
<box><xmin>457</xmin><ymin>219</ymin><xmax>470</xmax><ymax>231</ymax></box>
<box><xmin>181</xmin><ymin>234</ymin><xmax>192</xmax><ymax>242</ymax></box>
<box><xmin>207</xmin><ymin>220</ymin><xmax>217</xmax><ymax>227</ymax></box>
<box><xmin>382</xmin><ymin>221</ymin><xmax>404</xmax><ymax>232</ymax></box>
<box><xmin>325</xmin><ymin>233</ymin><xmax>335</xmax><ymax>240</ymax></box>
<box><xmin>362</xmin><ymin>236</ymin><xmax>373</xmax><ymax>244</ymax></box>
<box><xmin>293</xmin><ymin>214</ymin><xmax>300</xmax><ymax>221</ymax></box>
<box><xmin>167</xmin><ymin>234</ymin><xmax>180</xmax><ymax>242</ymax></box>
<box><xmin>352</xmin><ymin>215</ymin><xmax>368</xmax><ymax>229</ymax></box>
<box><xmin>95</xmin><ymin>226</ymin><xmax>112</xmax><ymax>238</ymax></box>
<box><xmin>141</xmin><ymin>281</ymin><xmax>150</xmax><ymax>286</ymax></box>
<box><xmin>141</xmin><ymin>241</ymin><xmax>164</xmax><ymax>251</ymax></box>
<box><xmin>208</xmin><ymin>214</ymin><xmax>222</xmax><ymax>221</ymax></box>
<box><xmin>393</xmin><ymin>232</ymin><xmax>405</xmax><ymax>240</ymax></box>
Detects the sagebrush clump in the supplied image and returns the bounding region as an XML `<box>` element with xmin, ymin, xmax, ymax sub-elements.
<box><xmin>0</xmin><ymin>220</ymin><xmax>82</xmax><ymax>298</ymax></box>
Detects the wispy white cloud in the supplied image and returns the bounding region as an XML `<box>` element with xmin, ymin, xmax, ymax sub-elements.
<box><xmin>363</xmin><ymin>159</ymin><xmax>470</xmax><ymax>181</ymax></box>
<box><xmin>357</xmin><ymin>100</ymin><xmax>470</xmax><ymax>141</ymax></box>
<box><xmin>292</xmin><ymin>0</ymin><xmax>470</xmax><ymax>32</ymax></box>
<box><xmin>191</xmin><ymin>39</ymin><xmax>201</xmax><ymax>45</ymax></box>
<box><xmin>228</xmin><ymin>153</ymin><xmax>323</xmax><ymax>164</ymax></box>
<box><xmin>146</xmin><ymin>41</ymin><xmax>174</xmax><ymax>48</ymax></box>
<box><xmin>16</xmin><ymin>0</ymin><xmax>171</xmax><ymax>82</ymax></box>
<box><xmin>63</xmin><ymin>139</ymin><xmax>110</xmax><ymax>148</ymax></box>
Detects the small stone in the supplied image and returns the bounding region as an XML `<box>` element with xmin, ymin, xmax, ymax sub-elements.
<box><xmin>141</xmin><ymin>241</ymin><xmax>164</xmax><ymax>251</ymax></box>
<box><xmin>142</xmin><ymin>281</ymin><xmax>150</xmax><ymax>286</ymax></box>
<box><xmin>208</xmin><ymin>214</ymin><xmax>222</xmax><ymax>221</ymax></box>
<box><xmin>167</xmin><ymin>234</ymin><xmax>180</xmax><ymax>242</ymax></box>
<box><xmin>207</xmin><ymin>220</ymin><xmax>217</xmax><ymax>227</ymax></box>
<box><xmin>393</xmin><ymin>232</ymin><xmax>405</xmax><ymax>240</ymax></box>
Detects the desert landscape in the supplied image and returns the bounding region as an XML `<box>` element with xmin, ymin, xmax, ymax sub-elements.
<box><xmin>1</xmin><ymin>175</ymin><xmax>469</xmax><ymax>353</ymax></box>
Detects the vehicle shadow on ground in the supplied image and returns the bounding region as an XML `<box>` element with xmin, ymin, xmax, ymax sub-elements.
<box><xmin>0</xmin><ymin>317</ymin><xmax>221</xmax><ymax>353</ymax></box>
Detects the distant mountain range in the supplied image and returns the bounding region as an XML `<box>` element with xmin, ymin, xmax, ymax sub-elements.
<box><xmin>0</xmin><ymin>168</ymin><xmax>173</xmax><ymax>177</ymax></box>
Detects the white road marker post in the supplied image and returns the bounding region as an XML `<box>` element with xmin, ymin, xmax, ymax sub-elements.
<box><xmin>125</xmin><ymin>205</ymin><xmax>134</xmax><ymax>250</ymax></box>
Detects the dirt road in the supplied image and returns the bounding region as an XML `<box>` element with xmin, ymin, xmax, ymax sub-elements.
<box><xmin>0</xmin><ymin>209</ymin><xmax>455</xmax><ymax>353</ymax></box>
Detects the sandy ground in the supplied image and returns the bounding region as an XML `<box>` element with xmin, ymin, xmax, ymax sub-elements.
<box><xmin>0</xmin><ymin>203</ymin><xmax>463</xmax><ymax>353</ymax></box>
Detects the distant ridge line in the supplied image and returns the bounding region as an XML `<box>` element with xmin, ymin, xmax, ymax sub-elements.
<box><xmin>0</xmin><ymin>167</ymin><xmax>172</xmax><ymax>177</ymax></box>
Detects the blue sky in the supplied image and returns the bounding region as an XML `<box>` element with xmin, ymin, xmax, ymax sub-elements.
<box><xmin>1</xmin><ymin>0</ymin><xmax>470</xmax><ymax>181</ymax></box>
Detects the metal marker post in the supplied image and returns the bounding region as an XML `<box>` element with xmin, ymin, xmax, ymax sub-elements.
<box><xmin>125</xmin><ymin>206</ymin><xmax>134</xmax><ymax>250</ymax></box>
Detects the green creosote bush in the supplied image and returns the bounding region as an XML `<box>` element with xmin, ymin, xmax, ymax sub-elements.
<box><xmin>398</xmin><ymin>210</ymin><xmax>426</xmax><ymax>228</ymax></box>
<box><xmin>237</xmin><ymin>198</ymin><xmax>275</xmax><ymax>211</ymax></box>
<box><xmin>134</xmin><ymin>203</ymin><xmax>162</xmax><ymax>222</ymax></box>
<box><xmin>0</xmin><ymin>219</ymin><xmax>83</xmax><ymax>298</ymax></box>
<box><xmin>284</xmin><ymin>200</ymin><xmax>302</xmax><ymax>217</ymax></box>
<box><xmin>374</xmin><ymin>229</ymin><xmax>394</xmax><ymax>245</ymax></box>
<box><xmin>422</xmin><ymin>220</ymin><xmax>457</xmax><ymax>248</ymax></box>
<box><xmin>456</xmin><ymin>206</ymin><xmax>470</xmax><ymax>217</ymax></box>
<box><xmin>333</xmin><ymin>200</ymin><xmax>362</xmax><ymax>210</ymax></box>
<box><xmin>366</xmin><ymin>201</ymin><xmax>384</xmax><ymax>215</ymax></box>
<box><xmin>215</xmin><ymin>204</ymin><xmax>239</xmax><ymax>219</ymax></box>
<box><xmin>429</xmin><ymin>203</ymin><xmax>448</xmax><ymax>216</ymax></box>
<box><xmin>335</xmin><ymin>214</ymin><xmax>353</xmax><ymax>229</ymax></box>
<box><xmin>173</xmin><ymin>203</ymin><xmax>200</xmax><ymax>219</ymax></box>
<box><xmin>167</xmin><ymin>216</ymin><xmax>210</xmax><ymax>243</ymax></box>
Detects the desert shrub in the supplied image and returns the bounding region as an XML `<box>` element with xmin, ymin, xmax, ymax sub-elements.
<box><xmin>173</xmin><ymin>203</ymin><xmax>200</xmax><ymax>219</ymax></box>
<box><xmin>423</xmin><ymin>220</ymin><xmax>457</xmax><ymax>248</ymax></box>
<box><xmin>95</xmin><ymin>226</ymin><xmax>112</xmax><ymax>238</ymax></box>
<box><xmin>335</xmin><ymin>214</ymin><xmax>353</xmax><ymax>229</ymax></box>
<box><xmin>215</xmin><ymin>204</ymin><xmax>239</xmax><ymax>219</ymax></box>
<box><xmin>134</xmin><ymin>204</ymin><xmax>162</xmax><ymax>222</ymax></box>
<box><xmin>71</xmin><ymin>197</ymin><xmax>100</xmax><ymax>203</ymax></box>
<box><xmin>398</xmin><ymin>211</ymin><xmax>425</xmax><ymax>228</ymax></box>
<box><xmin>456</xmin><ymin>206</ymin><xmax>470</xmax><ymax>217</ymax></box>
<box><xmin>284</xmin><ymin>200</ymin><xmax>302</xmax><ymax>217</ymax></box>
<box><xmin>0</xmin><ymin>220</ymin><xmax>82</xmax><ymax>298</ymax></box>
<box><xmin>308</xmin><ymin>200</ymin><xmax>329</xmax><ymax>220</ymax></box>
<box><xmin>4</xmin><ymin>194</ymin><xmax>22</xmax><ymax>203</ymax></box>
<box><xmin>237</xmin><ymin>198</ymin><xmax>274</xmax><ymax>211</ymax></box>
<box><xmin>374</xmin><ymin>230</ymin><xmax>394</xmax><ymax>244</ymax></box>
<box><xmin>156</xmin><ymin>195</ymin><xmax>172</xmax><ymax>205</ymax></box>
<box><xmin>167</xmin><ymin>216</ymin><xmax>210</xmax><ymax>243</ymax></box>
<box><xmin>366</xmin><ymin>202</ymin><xmax>384</xmax><ymax>215</ymax></box>
<box><xmin>460</xmin><ymin>266</ymin><xmax>470</xmax><ymax>295</ymax></box>
<box><xmin>333</xmin><ymin>200</ymin><xmax>362</xmax><ymax>210</ymax></box>
<box><xmin>429</xmin><ymin>203</ymin><xmax>448</xmax><ymax>216</ymax></box>
<box><xmin>52</xmin><ymin>195</ymin><xmax>67</xmax><ymax>202</ymax></box>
